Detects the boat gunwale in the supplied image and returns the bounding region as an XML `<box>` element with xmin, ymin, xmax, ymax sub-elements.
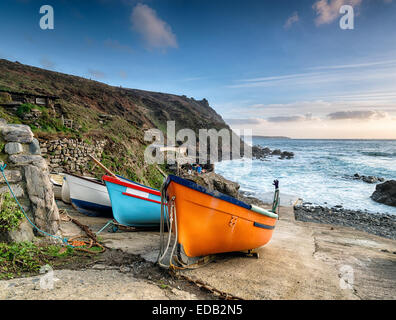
<box><xmin>165</xmin><ymin>175</ymin><xmax>279</xmax><ymax>219</ymax></box>
<box><xmin>165</xmin><ymin>175</ymin><xmax>251</xmax><ymax>210</ymax></box>
<box><xmin>103</xmin><ymin>175</ymin><xmax>161</xmax><ymax>196</ymax></box>
<box><xmin>64</xmin><ymin>172</ymin><xmax>104</xmax><ymax>186</ymax></box>
<box><xmin>121</xmin><ymin>192</ymin><xmax>162</xmax><ymax>205</ymax></box>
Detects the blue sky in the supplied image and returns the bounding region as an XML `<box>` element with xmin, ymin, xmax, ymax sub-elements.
<box><xmin>1</xmin><ymin>0</ymin><xmax>396</xmax><ymax>138</ymax></box>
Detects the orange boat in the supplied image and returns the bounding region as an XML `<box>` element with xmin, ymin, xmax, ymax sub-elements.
<box><xmin>159</xmin><ymin>175</ymin><xmax>279</xmax><ymax>264</ymax></box>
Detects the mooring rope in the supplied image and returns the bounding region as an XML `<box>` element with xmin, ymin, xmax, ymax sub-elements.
<box><xmin>0</xmin><ymin>163</ymin><xmax>73</xmax><ymax>247</ymax></box>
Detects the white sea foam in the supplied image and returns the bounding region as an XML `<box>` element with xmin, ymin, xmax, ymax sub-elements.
<box><xmin>216</xmin><ymin>139</ymin><xmax>396</xmax><ymax>215</ymax></box>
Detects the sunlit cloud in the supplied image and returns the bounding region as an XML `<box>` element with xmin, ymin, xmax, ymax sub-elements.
<box><xmin>284</xmin><ymin>12</ymin><xmax>299</xmax><ymax>29</ymax></box>
<box><xmin>131</xmin><ymin>3</ymin><xmax>178</xmax><ymax>50</ymax></box>
<box><xmin>327</xmin><ymin>110</ymin><xmax>388</xmax><ymax>120</ymax></box>
<box><xmin>312</xmin><ymin>0</ymin><xmax>362</xmax><ymax>26</ymax></box>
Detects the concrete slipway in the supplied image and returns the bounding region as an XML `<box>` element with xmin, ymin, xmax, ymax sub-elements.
<box><xmin>1</xmin><ymin>203</ymin><xmax>395</xmax><ymax>300</ymax></box>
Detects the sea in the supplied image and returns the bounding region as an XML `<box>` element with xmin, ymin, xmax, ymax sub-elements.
<box><xmin>215</xmin><ymin>138</ymin><xmax>396</xmax><ymax>215</ymax></box>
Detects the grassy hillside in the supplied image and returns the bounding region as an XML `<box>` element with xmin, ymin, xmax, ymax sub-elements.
<box><xmin>0</xmin><ymin>59</ymin><xmax>233</xmax><ymax>188</ymax></box>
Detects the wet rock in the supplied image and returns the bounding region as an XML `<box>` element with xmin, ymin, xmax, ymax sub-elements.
<box><xmin>271</xmin><ymin>149</ymin><xmax>282</xmax><ymax>156</ymax></box>
<box><xmin>351</xmin><ymin>173</ymin><xmax>384</xmax><ymax>184</ymax></box>
<box><xmin>280</xmin><ymin>151</ymin><xmax>294</xmax><ymax>159</ymax></box>
<box><xmin>252</xmin><ymin>145</ymin><xmax>294</xmax><ymax>160</ymax></box>
<box><xmin>252</xmin><ymin>145</ymin><xmax>271</xmax><ymax>159</ymax></box>
<box><xmin>371</xmin><ymin>180</ymin><xmax>396</xmax><ymax>207</ymax></box>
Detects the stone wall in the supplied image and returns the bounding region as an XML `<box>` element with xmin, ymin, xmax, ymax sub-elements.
<box><xmin>39</xmin><ymin>138</ymin><xmax>107</xmax><ymax>174</ymax></box>
<box><xmin>0</xmin><ymin>119</ymin><xmax>59</xmax><ymax>242</ymax></box>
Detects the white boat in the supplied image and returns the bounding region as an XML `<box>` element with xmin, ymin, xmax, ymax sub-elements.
<box><xmin>61</xmin><ymin>176</ymin><xmax>71</xmax><ymax>204</ymax></box>
<box><xmin>64</xmin><ymin>173</ymin><xmax>112</xmax><ymax>217</ymax></box>
<box><xmin>50</xmin><ymin>174</ymin><xmax>64</xmax><ymax>200</ymax></box>
<box><xmin>64</xmin><ymin>173</ymin><xmax>144</xmax><ymax>217</ymax></box>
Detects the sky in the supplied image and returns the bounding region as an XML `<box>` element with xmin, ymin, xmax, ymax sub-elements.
<box><xmin>0</xmin><ymin>0</ymin><xmax>396</xmax><ymax>139</ymax></box>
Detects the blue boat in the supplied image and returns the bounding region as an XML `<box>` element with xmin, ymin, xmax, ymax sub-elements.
<box><xmin>103</xmin><ymin>175</ymin><xmax>162</xmax><ymax>227</ymax></box>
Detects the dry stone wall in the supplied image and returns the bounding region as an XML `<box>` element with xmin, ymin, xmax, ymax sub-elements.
<box><xmin>0</xmin><ymin>119</ymin><xmax>59</xmax><ymax>242</ymax></box>
<box><xmin>39</xmin><ymin>138</ymin><xmax>106</xmax><ymax>174</ymax></box>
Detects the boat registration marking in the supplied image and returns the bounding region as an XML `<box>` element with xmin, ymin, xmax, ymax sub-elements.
<box><xmin>125</xmin><ymin>187</ymin><xmax>149</xmax><ymax>199</ymax></box>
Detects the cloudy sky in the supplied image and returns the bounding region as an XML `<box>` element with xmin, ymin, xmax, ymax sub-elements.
<box><xmin>1</xmin><ymin>0</ymin><xmax>396</xmax><ymax>138</ymax></box>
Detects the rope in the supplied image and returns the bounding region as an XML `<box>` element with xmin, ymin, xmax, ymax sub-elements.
<box><xmin>157</xmin><ymin>181</ymin><xmax>214</xmax><ymax>270</ymax></box>
<box><xmin>0</xmin><ymin>163</ymin><xmax>72</xmax><ymax>247</ymax></box>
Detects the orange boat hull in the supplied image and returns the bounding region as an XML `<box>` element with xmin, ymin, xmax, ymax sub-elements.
<box><xmin>166</xmin><ymin>180</ymin><xmax>277</xmax><ymax>258</ymax></box>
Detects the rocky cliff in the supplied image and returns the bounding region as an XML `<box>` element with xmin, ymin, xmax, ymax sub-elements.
<box><xmin>0</xmin><ymin>59</ymin><xmax>240</xmax><ymax>188</ymax></box>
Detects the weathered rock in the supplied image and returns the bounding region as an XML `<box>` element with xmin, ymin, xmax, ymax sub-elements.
<box><xmin>0</xmin><ymin>219</ymin><xmax>34</xmax><ymax>243</ymax></box>
<box><xmin>24</xmin><ymin>164</ymin><xmax>60</xmax><ymax>234</ymax></box>
<box><xmin>29</xmin><ymin>138</ymin><xmax>41</xmax><ymax>155</ymax></box>
<box><xmin>4</xmin><ymin>142</ymin><xmax>23</xmax><ymax>155</ymax></box>
<box><xmin>1</xmin><ymin>124</ymin><xmax>33</xmax><ymax>143</ymax></box>
<box><xmin>371</xmin><ymin>180</ymin><xmax>396</xmax><ymax>207</ymax></box>
<box><xmin>0</xmin><ymin>170</ymin><xmax>22</xmax><ymax>183</ymax></box>
<box><xmin>0</xmin><ymin>184</ymin><xmax>24</xmax><ymax>197</ymax></box>
<box><xmin>9</xmin><ymin>154</ymin><xmax>44</xmax><ymax>166</ymax></box>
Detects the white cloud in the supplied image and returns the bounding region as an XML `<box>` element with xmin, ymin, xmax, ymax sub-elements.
<box><xmin>227</xmin><ymin>59</ymin><xmax>396</xmax><ymax>89</ymax></box>
<box><xmin>312</xmin><ymin>0</ymin><xmax>362</xmax><ymax>26</ymax></box>
<box><xmin>284</xmin><ymin>12</ymin><xmax>299</xmax><ymax>29</ymax></box>
<box><xmin>131</xmin><ymin>3</ymin><xmax>177</xmax><ymax>50</ymax></box>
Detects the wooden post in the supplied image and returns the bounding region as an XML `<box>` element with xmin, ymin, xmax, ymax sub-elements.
<box><xmin>88</xmin><ymin>154</ymin><xmax>118</xmax><ymax>179</ymax></box>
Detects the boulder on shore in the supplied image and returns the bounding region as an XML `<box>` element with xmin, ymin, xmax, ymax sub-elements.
<box><xmin>183</xmin><ymin>172</ymin><xmax>240</xmax><ymax>198</ymax></box>
<box><xmin>371</xmin><ymin>180</ymin><xmax>396</xmax><ymax>207</ymax></box>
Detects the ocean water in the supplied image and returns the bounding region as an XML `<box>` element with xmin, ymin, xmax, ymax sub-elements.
<box><xmin>215</xmin><ymin>138</ymin><xmax>396</xmax><ymax>215</ymax></box>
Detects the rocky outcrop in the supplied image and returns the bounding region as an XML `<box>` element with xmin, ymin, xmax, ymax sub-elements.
<box><xmin>351</xmin><ymin>173</ymin><xmax>385</xmax><ymax>184</ymax></box>
<box><xmin>0</xmin><ymin>118</ymin><xmax>59</xmax><ymax>241</ymax></box>
<box><xmin>184</xmin><ymin>172</ymin><xmax>240</xmax><ymax>198</ymax></box>
<box><xmin>252</xmin><ymin>145</ymin><xmax>294</xmax><ymax>160</ymax></box>
<box><xmin>371</xmin><ymin>180</ymin><xmax>396</xmax><ymax>207</ymax></box>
